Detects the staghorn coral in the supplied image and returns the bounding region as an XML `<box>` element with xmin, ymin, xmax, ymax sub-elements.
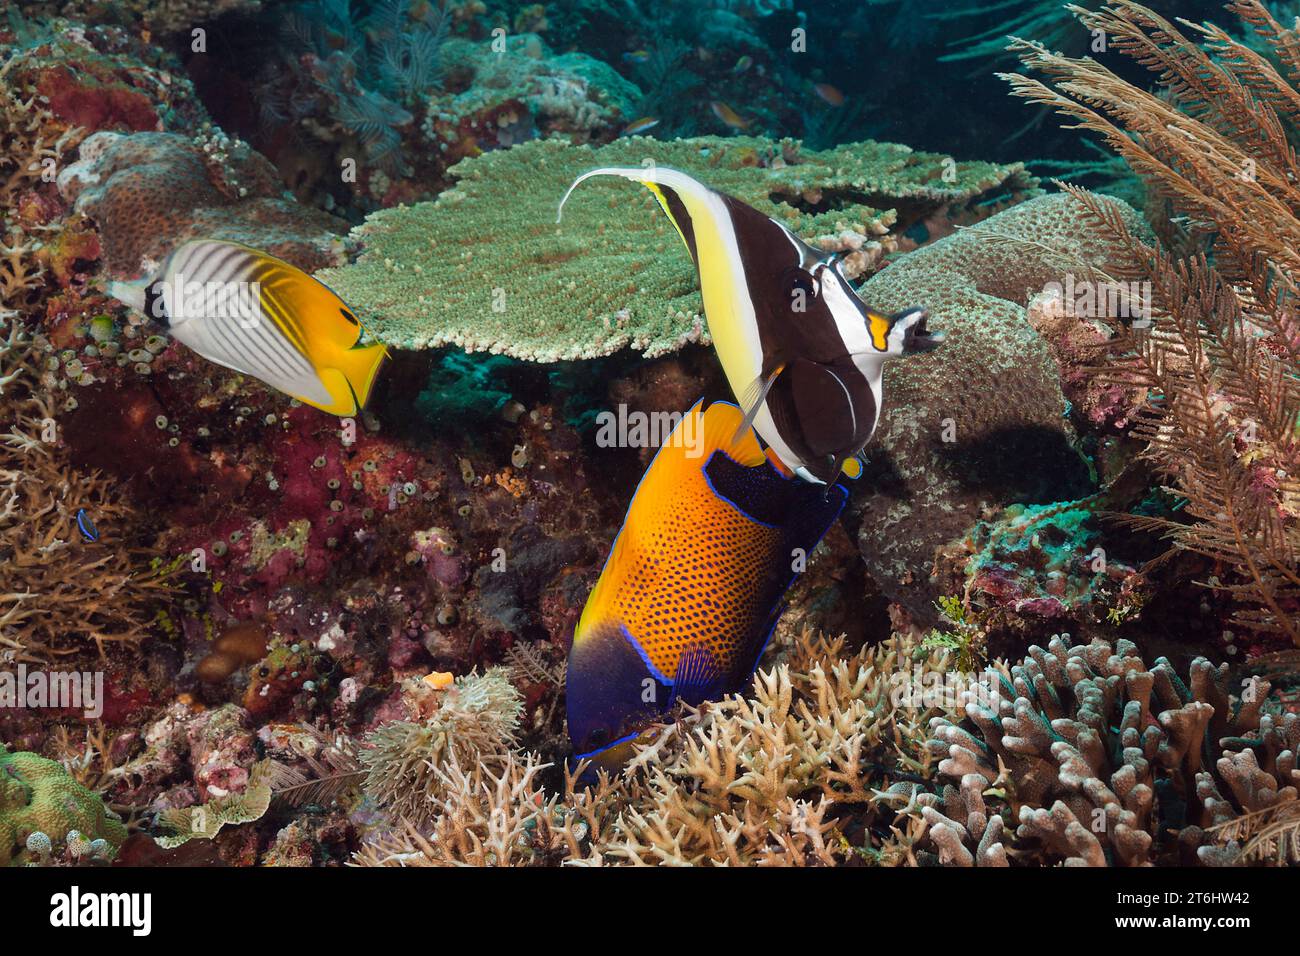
<box><xmin>893</xmin><ymin>633</ymin><xmax>1297</xmax><ymax>866</ymax></box>
<box><xmin>0</xmin><ymin>312</ymin><xmax>178</xmax><ymax>662</ymax></box>
<box><xmin>318</xmin><ymin>134</ymin><xmax>1035</xmax><ymax>361</ymax></box>
<box><xmin>845</xmin><ymin>193</ymin><xmax>1144</xmax><ymax>623</ymax></box>
<box><xmin>353</xmin><ymin>629</ymin><xmax>962</xmax><ymax>866</ymax></box>
<box><xmin>1003</xmin><ymin>1</ymin><xmax>1300</xmax><ymax>644</ymax></box>
<box><xmin>352</xmin><ymin>751</ymin><xmax>576</xmax><ymax>866</ymax></box>
<box><xmin>58</xmin><ymin>129</ymin><xmax>349</xmax><ymax>281</ymax></box>
<box><xmin>0</xmin><ymin>746</ymin><xmax>127</xmax><ymax>865</ymax></box>
<box><xmin>359</xmin><ymin>667</ymin><xmax>523</xmax><ymax>827</ymax></box>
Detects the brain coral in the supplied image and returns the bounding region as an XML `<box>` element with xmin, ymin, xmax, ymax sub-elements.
<box><xmin>58</xmin><ymin>129</ymin><xmax>350</xmax><ymax>280</ymax></box>
<box><xmin>319</xmin><ymin>135</ymin><xmax>1036</xmax><ymax>361</ymax></box>
<box><xmin>844</xmin><ymin>192</ymin><xmax>1147</xmax><ymax>621</ymax></box>
<box><xmin>0</xmin><ymin>749</ymin><xmax>128</xmax><ymax>865</ymax></box>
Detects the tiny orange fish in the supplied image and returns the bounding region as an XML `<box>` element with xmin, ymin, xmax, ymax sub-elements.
<box><xmin>710</xmin><ymin>100</ymin><xmax>750</xmax><ymax>130</ymax></box>
<box><xmin>813</xmin><ymin>83</ymin><xmax>845</xmax><ymax>107</ymax></box>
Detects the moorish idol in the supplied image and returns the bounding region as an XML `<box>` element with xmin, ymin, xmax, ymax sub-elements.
<box><xmin>108</xmin><ymin>240</ymin><xmax>388</xmax><ymax>417</ymax></box>
<box><xmin>565</xmin><ymin>398</ymin><xmax>855</xmax><ymax>770</ymax></box>
<box><xmin>558</xmin><ymin>167</ymin><xmax>944</xmax><ymax>485</ymax></box>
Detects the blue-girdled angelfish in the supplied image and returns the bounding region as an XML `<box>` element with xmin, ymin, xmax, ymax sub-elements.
<box><xmin>557</xmin><ymin>167</ymin><xmax>943</xmax><ymax>485</ymax></box>
<box><xmin>109</xmin><ymin>240</ymin><xmax>387</xmax><ymax>417</ymax></box>
<box><xmin>565</xmin><ymin>398</ymin><xmax>854</xmax><ymax>769</ymax></box>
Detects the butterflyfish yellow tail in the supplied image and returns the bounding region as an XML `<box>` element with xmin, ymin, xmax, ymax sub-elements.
<box><xmin>323</xmin><ymin>341</ymin><xmax>389</xmax><ymax>415</ymax></box>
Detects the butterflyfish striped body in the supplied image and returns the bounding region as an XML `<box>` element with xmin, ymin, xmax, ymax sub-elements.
<box><xmin>558</xmin><ymin>167</ymin><xmax>944</xmax><ymax>485</ymax></box>
<box><xmin>127</xmin><ymin>240</ymin><xmax>387</xmax><ymax>417</ymax></box>
<box><xmin>565</xmin><ymin>399</ymin><xmax>855</xmax><ymax>769</ymax></box>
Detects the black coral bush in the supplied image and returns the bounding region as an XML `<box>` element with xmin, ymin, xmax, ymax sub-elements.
<box><xmin>1003</xmin><ymin>0</ymin><xmax>1300</xmax><ymax>644</ymax></box>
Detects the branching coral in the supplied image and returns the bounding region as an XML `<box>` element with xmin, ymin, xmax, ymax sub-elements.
<box><xmin>1002</xmin><ymin>1</ymin><xmax>1300</xmax><ymax>643</ymax></box>
<box><xmin>353</xmin><ymin>629</ymin><xmax>962</xmax><ymax>866</ymax></box>
<box><xmin>0</xmin><ymin>312</ymin><xmax>178</xmax><ymax>662</ymax></box>
<box><xmin>319</xmin><ymin>134</ymin><xmax>1034</xmax><ymax>360</ymax></box>
<box><xmin>892</xmin><ymin>634</ymin><xmax>1297</xmax><ymax>866</ymax></box>
<box><xmin>359</xmin><ymin>667</ymin><xmax>523</xmax><ymax>827</ymax></box>
<box><xmin>352</xmin><ymin>751</ymin><xmax>579</xmax><ymax>866</ymax></box>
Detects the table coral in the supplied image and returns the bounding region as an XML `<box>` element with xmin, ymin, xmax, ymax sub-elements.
<box><xmin>0</xmin><ymin>747</ymin><xmax>127</xmax><ymax>865</ymax></box>
<box><xmin>318</xmin><ymin>135</ymin><xmax>1035</xmax><ymax>360</ymax></box>
<box><xmin>844</xmin><ymin>192</ymin><xmax>1150</xmax><ymax>623</ymax></box>
<box><xmin>893</xmin><ymin>634</ymin><xmax>1298</xmax><ymax>866</ymax></box>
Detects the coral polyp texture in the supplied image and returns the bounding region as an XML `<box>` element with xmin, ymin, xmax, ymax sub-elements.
<box><xmin>318</xmin><ymin>135</ymin><xmax>1036</xmax><ymax>361</ymax></box>
<box><xmin>846</xmin><ymin>193</ymin><xmax>1142</xmax><ymax>621</ymax></box>
<box><xmin>0</xmin><ymin>747</ymin><xmax>127</xmax><ymax>866</ymax></box>
<box><xmin>58</xmin><ymin>130</ymin><xmax>349</xmax><ymax>279</ymax></box>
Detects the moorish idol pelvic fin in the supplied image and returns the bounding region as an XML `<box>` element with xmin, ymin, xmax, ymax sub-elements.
<box><xmin>109</xmin><ymin>240</ymin><xmax>388</xmax><ymax>417</ymax></box>
<box><xmin>558</xmin><ymin>166</ymin><xmax>944</xmax><ymax>485</ymax></box>
<box><xmin>565</xmin><ymin>398</ymin><xmax>856</xmax><ymax>771</ymax></box>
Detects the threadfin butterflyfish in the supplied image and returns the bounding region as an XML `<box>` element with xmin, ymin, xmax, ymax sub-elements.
<box><xmin>565</xmin><ymin>398</ymin><xmax>854</xmax><ymax>770</ymax></box>
<box><xmin>557</xmin><ymin>166</ymin><xmax>944</xmax><ymax>485</ymax></box>
<box><xmin>109</xmin><ymin>240</ymin><xmax>388</xmax><ymax>417</ymax></box>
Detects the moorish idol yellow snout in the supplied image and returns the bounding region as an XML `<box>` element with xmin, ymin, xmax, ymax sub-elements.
<box><xmin>558</xmin><ymin>167</ymin><xmax>944</xmax><ymax>485</ymax></box>
<box><xmin>110</xmin><ymin>240</ymin><xmax>388</xmax><ymax>417</ymax></box>
<box><xmin>565</xmin><ymin>398</ymin><xmax>855</xmax><ymax>770</ymax></box>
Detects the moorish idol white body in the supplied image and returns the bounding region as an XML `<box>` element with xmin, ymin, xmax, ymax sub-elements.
<box><xmin>109</xmin><ymin>240</ymin><xmax>387</xmax><ymax>417</ymax></box>
<box><xmin>558</xmin><ymin>167</ymin><xmax>944</xmax><ymax>484</ymax></box>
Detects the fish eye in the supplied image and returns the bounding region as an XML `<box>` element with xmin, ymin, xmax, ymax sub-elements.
<box><xmin>339</xmin><ymin>308</ymin><xmax>358</xmax><ymax>325</ymax></box>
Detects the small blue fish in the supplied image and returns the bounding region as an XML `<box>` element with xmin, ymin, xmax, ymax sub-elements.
<box><xmin>622</xmin><ymin>49</ymin><xmax>651</xmax><ymax>65</ymax></box>
<box><xmin>76</xmin><ymin>508</ymin><xmax>98</xmax><ymax>542</ymax></box>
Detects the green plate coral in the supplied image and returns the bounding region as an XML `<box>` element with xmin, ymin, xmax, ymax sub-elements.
<box><xmin>319</xmin><ymin>136</ymin><xmax>1036</xmax><ymax>361</ymax></box>
<box><xmin>0</xmin><ymin>748</ymin><xmax>127</xmax><ymax>866</ymax></box>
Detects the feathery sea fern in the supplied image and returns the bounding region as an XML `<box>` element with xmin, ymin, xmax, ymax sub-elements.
<box><xmin>1003</xmin><ymin>1</ymin><xmax>1300</xmax><ymax>644</ymax></box>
